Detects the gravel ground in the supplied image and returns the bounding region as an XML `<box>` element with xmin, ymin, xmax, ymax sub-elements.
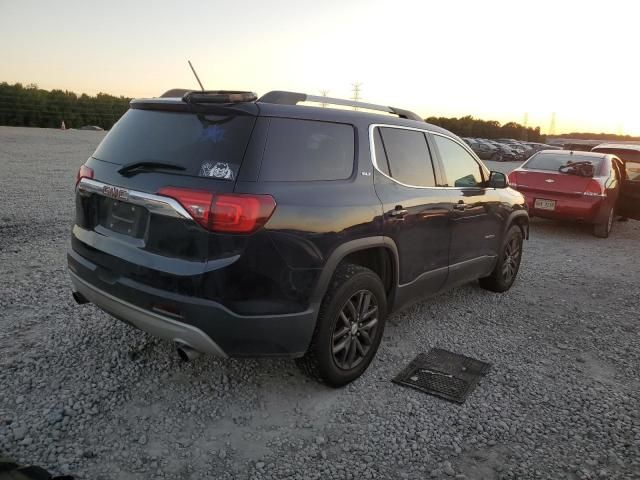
<box><xmin>1</xmin><ymin>126</ymin><xmax>639</xmax><ymax>480</ymax></box>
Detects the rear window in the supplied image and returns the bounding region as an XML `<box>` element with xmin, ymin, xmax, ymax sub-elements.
<box><xmin>93</xmin><ymin>109</ymin><xmax>255</xmax><ymax>180</ymax></box>
<box><xmin>524</xmin><ymin>153</ymin><xmax>603</xmax><ymax>172</ymax></box>
<box><xmin>373</xmin><ymin>128</ymin><xmax>390</xmax><ymax>176</ymax></box>
<box><xmin>259</xmin><ymin>118</ymin><xmax>354</xmax><ymax>181</ymax></box>
<box><xmin>378</xmin><ymin>127</ymin><xmax>436</xmax><ymax>187</ymax></box>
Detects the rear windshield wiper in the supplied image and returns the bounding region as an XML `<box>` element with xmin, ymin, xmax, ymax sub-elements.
<box><xmin>118</xmin><ymin>161</ymin><xmax>186</xmax><ymax>176</ymax></box>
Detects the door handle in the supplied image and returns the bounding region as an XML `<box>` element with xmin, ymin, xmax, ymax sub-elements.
<box><xmin>453</xmin><ymin>201</ymin><xmax>466</xmax><ymax>211</ymax></box>
<box><xmin>388</xmin><ymin>206</ymin><xmax>408</xmax><ymax>218</ymax></box>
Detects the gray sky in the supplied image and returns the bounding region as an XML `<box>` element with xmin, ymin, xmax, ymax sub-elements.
<box><xmin>1</xmin><ymin>0</ymin><xmax>638</xmax><ymax>134</ymax></box>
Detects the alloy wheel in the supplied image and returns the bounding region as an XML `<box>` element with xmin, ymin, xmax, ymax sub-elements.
<box><xmin>332</xmin><ymin>289</ymin><xmax>379</xmax><ymax>370</ymax></box>
<box><xmin>502</xmin><ymin>235</ymin><xmax>522</xmax><ymax>283</ymax></box>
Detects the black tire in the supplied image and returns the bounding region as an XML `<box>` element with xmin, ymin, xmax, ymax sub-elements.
<box><xmin>491</xmin><ymin>152</ymin><xmax>503</xmax><ymax>162</ymax></box>
<box><xmin>296</xmin><ymin>263</ymin><xmax>387</xmax><ymax>387</ymax></box>
<box><xmin>593</xmin><ymin>206</ymin><xmax>614</xmax><ymax>238</ymax></box>
<box><xmin>479</xmin><ymin>225</ymin><xmax>523</xmax><ymax>293</ymax></box>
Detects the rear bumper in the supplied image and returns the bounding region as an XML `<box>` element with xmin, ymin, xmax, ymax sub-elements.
<box><xmin>71</xmin><ymin>271</ymin><xmax>228</xmax><ymax>357</ymax></box>
<box><xmin>68</xmin><ymin>250</ymin><xmax>317</xmax><ymax>357</ymax></box>
<box><xmin>521</xmin><ymin>192</ymin><xmax>607</xmax><ymax>222</ymax></box>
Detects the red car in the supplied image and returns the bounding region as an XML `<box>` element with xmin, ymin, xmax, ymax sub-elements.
<box><xmin>508</xmin><ymin>150</ymin><xmax>640</xmax><ymax>237</ymax></box>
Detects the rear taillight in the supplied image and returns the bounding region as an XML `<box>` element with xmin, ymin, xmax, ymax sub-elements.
<box><xmin>210</xmin><ymin>194</ymin><xmax>276</xmax><ymax>233</ymax></box>
<box><xmin>75</xmin><ymin>165</ymin><xmax>94</xmax><ymax>185</ymax></box>
<box><xmin>583</xmin><ymin>179</ymin><xmax>605</xmax><ymax>197</ymax></box>
<box><xmin>157</xmin><ymin>187</ymin><xmax>276</xmax><ymax>233</ymax></box>
<box><xmin>507</xmin><ymin>173</ymin><xmax>517</xmax><ymax>187</ymax></box>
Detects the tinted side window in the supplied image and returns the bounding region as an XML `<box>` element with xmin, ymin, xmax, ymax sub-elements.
<box><xmin>260</xmin><ymin>118</ymin><xmax>354</xmax><ymax>181</ymax></box>
<box><xmin>626</xmin><ymin>161</ymin><xmax>640</xmax><ymax>181</ymax></box>
<box><xmin>373</xmin><ymin>128</ymin><xmax>390</xmax><ymax>176</ymax></box>
<box><xmin>433</xmin><ymin>135</ymin><xmax>484</xmax><ymax>187</ymax></box>
<box><xmin>378</xmin><ymin>128</ymin><xmax>436</xmax><ymax>187</ymax></box>
<box><xmin>612</xmin><ymin>159</ymin><xmax>623</xmax><ymax>182</ymax></box>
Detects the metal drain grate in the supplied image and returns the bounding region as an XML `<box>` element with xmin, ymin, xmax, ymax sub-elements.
<box><xmin>392</xmin><ymin>348</ymin><xmax>491</xmax><ymax>403</ymax></box>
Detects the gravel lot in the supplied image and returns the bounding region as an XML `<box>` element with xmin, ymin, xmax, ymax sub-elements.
<box><xmin>1</xmin><ymin>126</ymin><xmax>639</xmax><ymax>480</ymax></box>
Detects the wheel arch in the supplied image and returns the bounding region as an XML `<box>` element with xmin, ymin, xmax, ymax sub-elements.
<box><xmin>310</xmin><ymin>237</ymin><xmax>400</xmax><ymax>313</ymax></box>
<box><xmin>505</xmin><ymin>210</ymin><xmax>529</xmax><ymax>241</ymax></box>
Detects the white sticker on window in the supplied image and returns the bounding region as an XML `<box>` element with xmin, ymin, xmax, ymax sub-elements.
<box><xmin>199</xmin><ymin>162</ymin><xmax>235</xmax><ymax>180</ymax></box>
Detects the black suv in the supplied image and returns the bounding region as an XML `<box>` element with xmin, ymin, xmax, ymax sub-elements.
<box><xmin>69</xmin><ymin>90</ymin><xmax>529</xmax><ymax>386</ymax></box>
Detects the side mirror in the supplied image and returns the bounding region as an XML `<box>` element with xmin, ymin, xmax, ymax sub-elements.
<box><xmin>488</xmin><ymin>171</ymin><xmax>508</xmax><ymax>188</ymax></box>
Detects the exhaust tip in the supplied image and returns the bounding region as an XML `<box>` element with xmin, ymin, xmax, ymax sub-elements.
<box><xmin>72</xmin><ymin>291</ymin><xmax>89</xmax><ymax>305</ymax></box>
<box><xmin>175</xmin><ymin>342</ymin><xmax>201</xmax><ymax>362</ymax></box>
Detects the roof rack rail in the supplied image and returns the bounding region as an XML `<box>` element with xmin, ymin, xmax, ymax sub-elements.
<box><xmin>258</xmin><ymin>91</ymin><xmax>424</xmax><ymax>122</ymax></box>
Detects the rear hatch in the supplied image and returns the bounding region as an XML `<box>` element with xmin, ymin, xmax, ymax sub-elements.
<box><xmin>511</xmin><ymin>152</ymin><xmax>603</xmax><ymax>196</ymax></box>
<box><xmin>72</xmin><ymin>99</ymin><xmax>259</xmax><ymax>293</ymax></box>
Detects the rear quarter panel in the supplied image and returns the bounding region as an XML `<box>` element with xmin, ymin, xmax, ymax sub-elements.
<box><xmin>233</xmin><ymin>115</ymin><xmax>384</xmax><ymax>310</ymax></box>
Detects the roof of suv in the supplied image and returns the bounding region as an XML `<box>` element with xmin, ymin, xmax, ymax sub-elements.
<box><xmin>133</xmin><ymin>89</ymin><xmax>459</xmax><ymax>140</ymax></box>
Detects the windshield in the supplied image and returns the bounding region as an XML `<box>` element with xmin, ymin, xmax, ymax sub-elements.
<box><xmin>524</xmin><ymin>153</ymin><xmax>603</xmax><ymax>173</ymax></box>
<box><xmin>93</xmin><ymin>109</ymin><xmax>256</xmax><ymax>180</ymax></box>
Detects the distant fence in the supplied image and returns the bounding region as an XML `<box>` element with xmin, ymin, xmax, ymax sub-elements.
<box><xmin>0</xmin><ymin>82</ymin><xmax>130</xmax><ymax>130</ymax></box>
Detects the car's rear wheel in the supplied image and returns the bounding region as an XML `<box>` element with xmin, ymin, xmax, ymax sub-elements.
<box><xmin>479</xmin><ymin>225</ymin><xmax>523</xmax><ymax>292</ymax></box>
<box><xmin>593</xmin><ymin>206</ymin><xmax>614</xmax><ymax>238</ymax></box>
<box><xmin>492</xmin><ymin>152</ymin><xmax>503</xmax><ymax>162</ymax></box>
<box><xmin>296</xmin><ymin>263</ymin><xmax>387</xmax><ymax>387</ymax></box>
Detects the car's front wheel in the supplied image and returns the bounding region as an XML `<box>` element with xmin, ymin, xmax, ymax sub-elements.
<box><xmin>296</xmin><ymin>263</ymin><xmax>387</xmax><ymax>387</ymax></box>
<box><xmin>479</xmin><ymin>225</ymin><xmax>523</xmax><ymax>292</ymax></box>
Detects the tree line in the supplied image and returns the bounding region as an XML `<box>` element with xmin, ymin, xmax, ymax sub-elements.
<box><xmin>0</xmin><ymin>82</ymin><xmax>131</xmax><ymax>129</ymax></box>
<box><xmin>425</xmin><ymin>115</ymin><xmax>544</xmax><ymax>142</ymax></box>
<box><xmin>547</xmin><ymin>132</ymin><xmax>640</xmax><ymax>141</ymax></box>
<box><xmin>2</xmin><ymin>82</ymin><xmax>636</xmax><ymax>143</ymax></box>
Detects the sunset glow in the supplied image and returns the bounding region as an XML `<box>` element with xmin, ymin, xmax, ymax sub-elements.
<box><xmin>1</xmin><ymin>0</ymin><xmax>638</xmax><ymax>134</ymax></box>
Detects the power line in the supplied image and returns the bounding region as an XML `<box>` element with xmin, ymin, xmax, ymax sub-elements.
<box><xmin>0</xmin><ymin>94</ymin><xmax>130</xmax><ymax>105</ymax></box>
<box><xmin>0</xmin><ymin>101</ymin><xmax>125</xmax><ymax>109</ymax></box>
<box><xmin>320</xmin><ymin>89</ymin><xmax>329</xmax><ymax>108</ymax></box>
<box><xmin>351</xmin><ymin>82</ymin><xmax>362</xmax><ymax>110</ymax></box>
<box><xmin>0</xmin><ymin>107</ymin><xmax>122</xmax><ymax>118</ymax></box>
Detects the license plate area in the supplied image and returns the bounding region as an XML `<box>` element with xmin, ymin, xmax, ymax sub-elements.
<box><xmin>534</xmin><ymin>198</ymin><xmax>556</xmax><ymax>211</ymax></box>
<box><xmin>99</xmin><ymin>198</ymin><xmax>149</xmax><ymax>238</ymax></box>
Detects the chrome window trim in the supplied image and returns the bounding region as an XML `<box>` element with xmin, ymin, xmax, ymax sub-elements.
<box><xmin>77</xmin><ymin>178</ymin><xmax>194</xmax><ymax>220</ymax></box>
<box><xmin>368</xmin><ymin>123</ymin><xmax>490</xmax><ymax>189</ymax></box>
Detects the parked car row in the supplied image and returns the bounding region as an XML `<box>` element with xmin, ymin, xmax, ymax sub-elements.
<box><xmin>462</xmin><ymin>137</ymin><xmax>560</xmax><ymax>162</ymax></box>
<box><xmin>507</xmin><ymin>145</ymin><xmax>640</xmax><ymax>237</ymax></box>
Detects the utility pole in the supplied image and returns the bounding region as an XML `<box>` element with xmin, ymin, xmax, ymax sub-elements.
<box><xmin>351</xmin><ymin>82</ymin><xmax>362</xmax><ymax>110</ymax></box>
<box><xmin>523</xmin><ymin>112</ymin><xmax>529</xmax><ymax>128</ymax></box>
<box><xmin>549</xmin><ymin>112</ymin><xmax>557</xmax><ymax>136</ymax></box>
<box><xmin>320</xmin><ymin>89</ymin><xmax>329</xmax><ymax>108</ymax></box>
